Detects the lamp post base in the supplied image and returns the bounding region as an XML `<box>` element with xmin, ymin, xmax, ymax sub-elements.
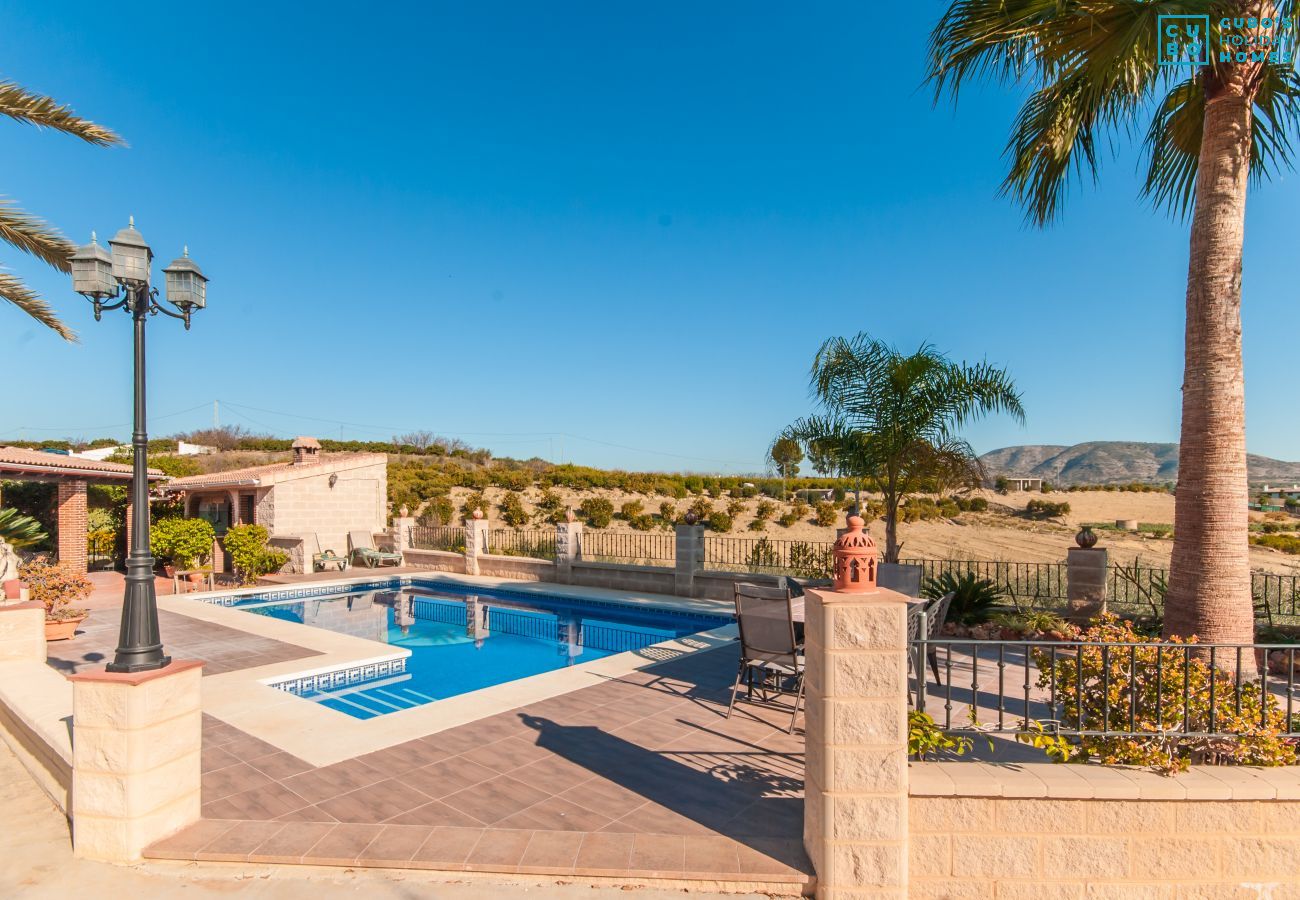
<box><xmin>106</xmin><ymin>554</ymin><xmax>170</xmax><ymax>673</ymax></box>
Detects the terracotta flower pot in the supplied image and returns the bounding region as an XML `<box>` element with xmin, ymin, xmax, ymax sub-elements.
<box><xmin>163</xmin><ymin>564</ymin><xmax>176</xmax><ymax>578</ymax></box>
<box><xmin>45</xmin><ymin>613</ymin><xmax>88</xmax><ymax>642</ymax></box>
<box><xmin>1075</xmin><ymin>525</ymin><xmax>1098</xmax><ymax>549</ymax></box>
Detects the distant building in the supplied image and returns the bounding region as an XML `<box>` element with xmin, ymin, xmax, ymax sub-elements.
<box><xmin>161</xmin><ymin>436</ymin><xmax>387</xmax><ymax>575</ymax></box>
<box><xmin>70</xmin><ymin>445</ymin><xmax>127</xmax><ymax>461</ymax></box>
<box><xmin>176</xmin><ymin>441</ymin><xmax>217</xmax><ymax>456</ymax></box>
<box><xmin>994</xmin><ymin>476</ymin><xmax>1043</xmax><ymax>492</ymax></box>
<box><xmin>1256</xmin><ymin>485</ymin><xmax>1300</xmax><ymax>509</ymax></box>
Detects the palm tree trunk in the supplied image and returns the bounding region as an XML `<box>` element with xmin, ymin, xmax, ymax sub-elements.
<box><xmin>1164</xmin><ymin>82</ymin><xmax>1256</xmax><ymax>671</ymax></box>
<box><xmin>883</xmin><ymin>494</ymin><xmax>901</xmax><ymax>564</ymax></box>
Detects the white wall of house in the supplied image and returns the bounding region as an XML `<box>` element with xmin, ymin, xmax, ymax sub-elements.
<box><xmin>264</xmin><ymin>459</ymin><xmax>387</xmax><ymax>556</ymax></box>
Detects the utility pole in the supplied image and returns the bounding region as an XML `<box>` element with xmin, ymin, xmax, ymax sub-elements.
<box><xmin>213</xmin><ymin>399</ymin><xmax>219</xmax><ymax>429</ymax></box>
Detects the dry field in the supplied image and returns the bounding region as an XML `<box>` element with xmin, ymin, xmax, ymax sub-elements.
<box><xmin>436</xmin><ymin>485</ymin><xmax>1300</xmax><ymax>576</ymax></box>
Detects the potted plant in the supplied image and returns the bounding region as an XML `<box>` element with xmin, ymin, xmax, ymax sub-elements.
<box><xmin>150</xmin><ymin>517</ymin><xmax>216</xmax><ymax>578</ymax></box>
<box><xmin>18</xmin><ymin>556</ymin><xmax>91</xmax><ymax>641</ymax></box>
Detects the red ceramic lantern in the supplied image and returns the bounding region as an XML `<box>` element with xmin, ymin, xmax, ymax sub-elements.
<box><xmin>832</xmin><ymin>514</ymin><xmax>878</xmax><ymax>592</ymax></box>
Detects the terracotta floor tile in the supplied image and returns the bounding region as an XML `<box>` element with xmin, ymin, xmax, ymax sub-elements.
<box><xmin>410</xmin><ymin>825</ymin><xmax>484</xmax><ymax>865</ymax></box>
<box><xmin>466</xmin><ymin>736</ymin><xmax>551</xmax><ymax>773</ymax></box>
<box><xmin>493</xmin><ymin>795</ymin><xmax>612</xmax><ymax>833</ymax></box>
<box><xmin>353</xmin><ymin>739</ymin><xmax>434</xmax><ymax>775</ymax></box>
<box><xmin>734</xmin><ymin>837</ymin><xmax>810</xmax><ymax>875</ymax></box>
<box><xmin>281</xmin><ymin>759</ymin><xmax>387</xmax><ymax>805</ymax></box>
<box><xmin>247</xmin><ymin>751</ymin><xmax>313</xmax><ymax>781</ymax></box>
<box><xmin>463</xmin><ymin>827</ymin><xmax>533</xmax><ymax>870</ymax></box>
<box><xmin>146</xmin><ymin>819</ymin><xmax>238</xmax><ymax>859</ymax></box>
<box><xmin>573</xmin><ymin>831</ymin><xmax>634</xmax><ymax>873</ymax></box>
<box><xmin>248</xmin><ymin>821</ymin><xmax>334</xmax><ymax>863</ymax></box>
<box><xmin>201</xmin><ymin>745</ymin><xmax>242</xmax><ymax>774</ymax></box>
<box><xmin>317</xmin><ymin>777</ymin><xmax>432</xmax><ymax>824</ymax></box>
<box><xmin>221</xmin><ymin>731</ymin><xmax>285</xmax><ymax>762</ymax></box>
<box><xmin>385</xmin><ymin>799</ymin><xmax>484</xmax><ymax>828</ymax></box>
<box><xmin>630</xmin><ymin>833</ymin><xmax>686</xmax><ymax>875</ymax></box>
<box><xmin>302</xmin><ymin>823</ymin><xmax>384</xmax><ymax>866</ymax></box>
<box><xmin>201</xmin><ymin>781</ymin><xmax>310</xmax><ymax>821</ymax></box>
<box><xmin>356</xmin><ymin>824</ymin><xmax>433</xmax><ymax>864</ymax></box>
<box><xmin>603</xmin><ymin>801</ymin><xmax>715</xmax><ymax>836</ymax></box>
<box><xmin>518</xmin><ymin>829</ymin><xmax>583</xmax><ymax>873</ymax></box>
<box><xmin>202</xmin><ymin>762</ymin><xmax>274</xmax><ymax>803</ymax></box>
<box><xmin>682</xmin><ymin>834</ymin><xmax>743</xmax><ymax>875</ymax></box>
<box><xmin>419</xmin><ymin>726</ymin><xmax>488</xmax><ymax>755</ymax></box>
<box><xmin>441</xmin><ymin>774</ymin><xmax>551</xmax><ymax>826</ymax></box>
<box><xmin>400</xmin><ymin>756</ymin><xmax>497</xmax><ymax>799</ymax></box>
<box><xmin>274</xmin><ymin>804</ymin><xmax>338</xmax><ymax>823</ymax></box>
<box><xmin>510</xmin><ymin>755</ymin><xmax>594</xmax><ymax>795</ymax></box>
<box><xmin>197</xmin><ymin>820</ymin><xmax>285</xmax><ymax>861</ymax></box>
<box><xmin>558</xmin><ymin>777</ymin><xmax>647</xmax><ymax>820</ymax></box>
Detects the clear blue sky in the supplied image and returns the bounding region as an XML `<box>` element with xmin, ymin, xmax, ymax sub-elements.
<box><xmin>1</xmin><ymin>3</ymin><xmax>1296</xmax><ymax>473</ymax></box>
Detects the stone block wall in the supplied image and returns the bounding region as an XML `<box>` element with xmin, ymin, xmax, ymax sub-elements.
<box><xmin>267</xmin><ymin>459</ymin><xmax>387</xmax><ymax>557</ymax></box>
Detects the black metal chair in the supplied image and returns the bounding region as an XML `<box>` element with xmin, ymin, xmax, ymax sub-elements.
<box><xmin>727</xmin><ymin>582</ymin><xmax>804</xmax><ymax>733</ymax></box>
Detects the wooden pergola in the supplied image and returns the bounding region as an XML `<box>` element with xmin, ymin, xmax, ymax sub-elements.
<box><xmin>0</xmin><ymin>447</ymin><xmax>164</xmax><ymax>573</ymax></box>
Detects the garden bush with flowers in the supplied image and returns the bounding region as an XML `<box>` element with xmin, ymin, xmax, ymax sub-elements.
<box><xmin>1027</xmin><ymin>615</ymin><xmax>1297</xmax><ymax>773</ymax></box>
<box><xmin>18</xmin><ymin>556</ymin><xmax>90</xmax><ymax>622</ymax></box>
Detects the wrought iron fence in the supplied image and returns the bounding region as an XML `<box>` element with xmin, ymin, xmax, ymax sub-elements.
<box><xmin>900</xmin><ymin>557</ymin><xmax>1300</xmax><ymax>621</ymax></box>
<box><xmin>703</xmin><ymin>537</ymin><xmax>835</xmax><ymax>577</ymax></box>
<box><xmin>580</xmin><ymin>531</ymin><xmax>675</xmax><ymax>565</ymax></box>
<box><xmin>912</xmin><ymin>629</ymin><xmax>1300</xmax><ymax>740</ymax></box>
<box><xmin>409</xmin><ymin>525</ymin><xmax>465</xmax><ymax>553</ymax></box>
<box><xmin>87</xmin><ymin>529</ymin><xmax>117</xmax><ymax>571</ymax></box>
<box><xmin>487</xmin><ymin>529</ymin><xmax>557</xmax><ymax>560</ymax></box>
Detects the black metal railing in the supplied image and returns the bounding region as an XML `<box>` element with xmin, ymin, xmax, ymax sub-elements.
<box><xmin>580</xmin><ymin>531</ymin><xmax>675</xmax><ymax>564</ymax></box>
<box><xmin>87</xmin><ymin>531</ymin><xmax>117</xmax><ymax>571</ymax></box>
<box><xmin>912</xmin><ymin>629</ymin><xmax>1300</xmax><ymax>739</ymax></box>
<box><xmin>703</xmin><ymin>537</ymin><xmax>835</xmax><ymax>577</ymax></box>
<box><xmin>487</xmin><ymin>529</ymin><xmax>557</xmax><ymax>560</ymax></box>
<box><xmin>901</xmin><ymin>557</ymin><xmax>1300</xmax><ymax>621</ymax></box>
<box><xmin>409</xmin><ymin>525</ymin><xmax>465</xmax><ymax>553</ymax></box>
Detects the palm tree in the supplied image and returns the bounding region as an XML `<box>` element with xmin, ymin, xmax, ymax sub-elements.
<box><xmin>928</xmin><ymin>4</ymin><xmax>1299</xmax><ymax>648</ymax></box>
<box><xmin>0</xmin><ymin>79</ymin><xmax>123</xmax><ymax>340</ymax></box>
<box><xmin>781</xmin><ymin>333</ymin><xmax>1024</xmax><ymax>562</ymax></box>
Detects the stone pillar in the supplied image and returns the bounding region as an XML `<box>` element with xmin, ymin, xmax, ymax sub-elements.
<box><xmin>0</xmin><ymin>601</ymin><xmax>46</xmax><ymax>661</ymax></box>
<box><xmin>68</xmin><ymin>660</ymin><xmax>204</xmax><ymax>862</ymax></box>
<box><xmin>56</xmin><ymin>480</ymin><xmax>89</xmax><ymax>574</ymax></box>
<box><xmin>390</xmin><ymin>510</ymin><xmax>415</xmax><ymax>562</ymax></box>
<box><xmin>803</xmin><ymin>585</ymin><xmax>911</xmax><ymax>898</ymax></box>
<box><xmin>1067</xmin><ymin>546</ymin><xmax>1109</xmax><ymax>623</ymax></box>
<box><xmin>464</xmin><ymin>513</ymin><xmax>489</xmax><ymax>576</ymax></box>
<box><xmin>674</xmin><ymin>523</ymin><xmax>703</xmax><ymax>597</ymax></box>
<box><xmin>555</xmin><ymin>519</ymin><xmax>582</xmax><ymax>584</ymax></box>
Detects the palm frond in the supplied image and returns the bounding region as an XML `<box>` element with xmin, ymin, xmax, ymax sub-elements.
<box><xmin>0</xmin><ymin>81</ymin><xmax>123</xmax><ymax>146</ymax></box>
<box><xmin>0</xmin><ymin>200</ymin><xmax>76</xmax><ymax>272</ymax></box>
<box><xmin>0</xmin><ymin>270</ymin><xmax>76</xmax><ymax>341</ymax></box>
<box><xmin>0</xmin><ymin>507</ymin><xmax>47</xmax><ymax>548</ymax></box>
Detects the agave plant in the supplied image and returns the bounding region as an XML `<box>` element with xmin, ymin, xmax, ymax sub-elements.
<box><xmin>0</xmin><ymin>507</ymin><xmax>47</xmax><ymax>548</ymax></box>
<box><xmin>922</xmin><ymin>570</ymin><xmax>1004</xmax><ymax>626</ymax></box>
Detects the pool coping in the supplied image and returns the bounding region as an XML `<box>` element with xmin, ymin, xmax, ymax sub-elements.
<box><xmin>164</xmin><ymin>573</ymin><xmax>738</xmax><ymax>767</ymax></box>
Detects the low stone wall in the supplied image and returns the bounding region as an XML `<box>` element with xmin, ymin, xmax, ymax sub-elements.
<box><xmin>269</xmin><ymin>535</ymin><xmax>306</xmax><ymax>574</ymax></box>
<box><xmin>908</xmin><ymin>762</ymin><xmax>1300</xmax><ymax>896</ymax></box>
<box><xmin>0</xmin><ymin>603</ymin><xmax>73</xmax><ymax>813</ymax></box>
<box><xmin>570</xmin><ymin>560</ymin><xmax>676</xmax><ymax>594</ymax></box>
<box><xmin>402</xmin><ymin>548</ymin><xmax>466</xmax><ymax>574</ymax></box>
<box><xmin>475</xmin><ymin>553</ymin><xmax>554</xmax><ymax>582</ymax></box>
<box><xmin>693</xmin><ymin>569</ymin><xmax>784</xmax><ymax>601</ymax></box>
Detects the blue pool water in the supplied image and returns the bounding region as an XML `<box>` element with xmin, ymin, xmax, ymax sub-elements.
<box><xmin>233</xmin><ymin>580</ymin><xmax>730</xmax><ymax>719</ymax></box>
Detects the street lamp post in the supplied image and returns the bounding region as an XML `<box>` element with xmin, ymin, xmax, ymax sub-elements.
<box><xmin>70</xmin><ymin>219</ymin><xmax>207</xmax><ymax>672</ymax></box>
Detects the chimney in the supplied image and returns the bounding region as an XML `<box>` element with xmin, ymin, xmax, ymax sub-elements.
<box><xmin>291</xmin><ymin>436</ymin><xmax>321</xmax><ymax>466</ymax></box>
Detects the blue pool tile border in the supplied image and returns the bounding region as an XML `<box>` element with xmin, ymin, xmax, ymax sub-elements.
<box><xmin>267</xmin><ymin>656</ymin><xmax>408</xmax><ymax>696</ymax></box>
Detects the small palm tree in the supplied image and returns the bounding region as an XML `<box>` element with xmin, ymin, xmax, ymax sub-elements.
<box><xmin>781</xmin><ymin>333</ymin><xmax>1024</xmax><ymax>562</ymax></box>
<box><xmin>927</xmin><ymin>4</ymin><xmax>1300</xmax><ymax>650</ymax></box>
<box><xmin>0</xmin><ymin>79</ymin><xmax>123</xmax><ymax>340</ymax></box>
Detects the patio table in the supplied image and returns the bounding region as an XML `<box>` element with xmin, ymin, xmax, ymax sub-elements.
<box><xmin>173</xmin><ymin>568</ymin><xmax>215</xmax><ymax>594</ymax></box>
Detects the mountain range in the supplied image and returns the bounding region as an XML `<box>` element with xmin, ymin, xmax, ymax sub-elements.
<box><xmin>978</xmin><ymin>441</ymin><xmax>1300</xmax><ymax>486</ymax></box>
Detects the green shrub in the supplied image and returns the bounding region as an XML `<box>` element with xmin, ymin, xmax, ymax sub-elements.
<box><xmin>619</xmin><ymin>500</ymin><xmax>644</xmax><ymax>520</ymax></box>
<box><xmin>658</xmin><ymin>501</ymin><xmax>678</xmax><ymax>526</ymax></box>
<box><xmin>754</xmin><ymin>500</ymin><xmax>776</xmax><ymax>521</ymax></box>
<box><xmin>814</xmin><ymin>501</ymin><xmax>838</xmax><ymax>527</ymax></box>
<box><xmin>777</xmin><ymin>511</ymin><xmax>799</xmax><ymax>528</ymax></box>
<box><xmin>1025</xmin><ymin>499</ymin><xmax>1071</xmax><ymax>519</ymax></box>
<box><xmin>223</xmin><ymin>524</ymin><xmax>288</xmax><ymax>584</ymax></box>
<box><xmin>419</xmin><ymin>495</ymin><xmax>456</xmax><ymax>526</ymax></box>
<box><xmin>629</xmin><ymin>513</ymin><xmax>654</xmax><ymax>531</ymax></box>
<box><xmin>707</xmin><ymin>511</ymin><xmax>733</xmax><ymax>532</ymax></box>
<box><xmin>1253</xmin><ymin>533</ymin><xmax>1300</xmax><ymax>554</ymax></box>
<box><xmin>461</xmin><ymin>491</ymin><xmax>489</xmax><ymax>518</ymax></box>
<box><xmin>687</xmin><ymin>497</ymin><xmax>714</xmax><ymax>522</ymax></box>
<box><xmin>578</xmin><ymin>497</ymin><xmax>614</xmax><ymax>528</ymax></box>
<box><xmin>498</xmin><ymin>491</ymin><xmax>530</xmax><ymax>528</ymax></box>
<box><xmin>747</xmin><ymin>518</ymin><xmax>766</xmax><ymax>532</ymax></box>
<box><xmin>909</xmin><ymin>710</ymin><xmax>973</xmax><ymax>761</ymax></box>
<box><xmin>1027</xmin><ymin>616</ymin><xmax>1297</xmax><ymax>772</ymax></box>
<box><xmin>726</xmin><ymin>498</ymin><xmax>746</xmax><ymax>518</ymax></box>
<box><xmin>921</xmin><ymin>571</ymin><xmax>1003</xmax><ymax>625</ymax></box>
<box><xmin>150</xmin><ymin>517</ymin><xmax>215</xmax><ymax>568</ymax></box>
<box><xmin>533</xmin><ymin>490</ymin><xmax>568</xmax><ymax>525</ymax></box>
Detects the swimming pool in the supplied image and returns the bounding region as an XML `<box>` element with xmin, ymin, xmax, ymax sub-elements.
<box><xmin>231</xmin><ymin>580</ymin><xmax>731</xmax><ymax>719</ymax></box>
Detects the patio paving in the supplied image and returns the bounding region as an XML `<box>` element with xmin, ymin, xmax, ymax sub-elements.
<box><xmin>146</xmin><ymin>647</ymin><xmax>810</xmax><ymax>889</ymax></box>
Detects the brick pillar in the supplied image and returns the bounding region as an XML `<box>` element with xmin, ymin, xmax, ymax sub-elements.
<box><xmin>68</xmin><ymin>660</ymin><xmax>204</xmax><ymax>862</ymax></box>
<box><xmin>1067</xmin><ymin>546</ymin><xmax>1108</xmax><ymax>624</ymax></box>
<box><xmin>555</xmin><ymin>519</ymin><xmax>582</xmax><ymax>584</ymax></box>
<box><xmin>674</xmin><ymin>523</ymin><xmax>703</xmax><ymax>597</ymax></box>
<box><xmin>57</xmin><ymin>480</ymin><xmax>89</xmax><ymax>574</ymax></box>
<box><xmin>464</xmin><ymin>513</ymin><xmax>489</xmax><ymax>576</ymax></box>
<box><xmin>803</xmin><ymin>585</ymin><xmax>911</xmax><ymax>898</ymax></box>
<box><xmin>391</xmin><ymin>510</ymin><xmax>415</xmax><ymax>563</ymax></box>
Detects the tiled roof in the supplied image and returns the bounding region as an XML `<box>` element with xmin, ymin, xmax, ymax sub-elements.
<box><xmin>0</xmin><ymin>446</ymin><xmax>164</xmax><ymax>481</ymax></box>
<box><xmin>162</xmin><ymin>453</ymin><xmax>385</xmax><ymax>490</ymax></box>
